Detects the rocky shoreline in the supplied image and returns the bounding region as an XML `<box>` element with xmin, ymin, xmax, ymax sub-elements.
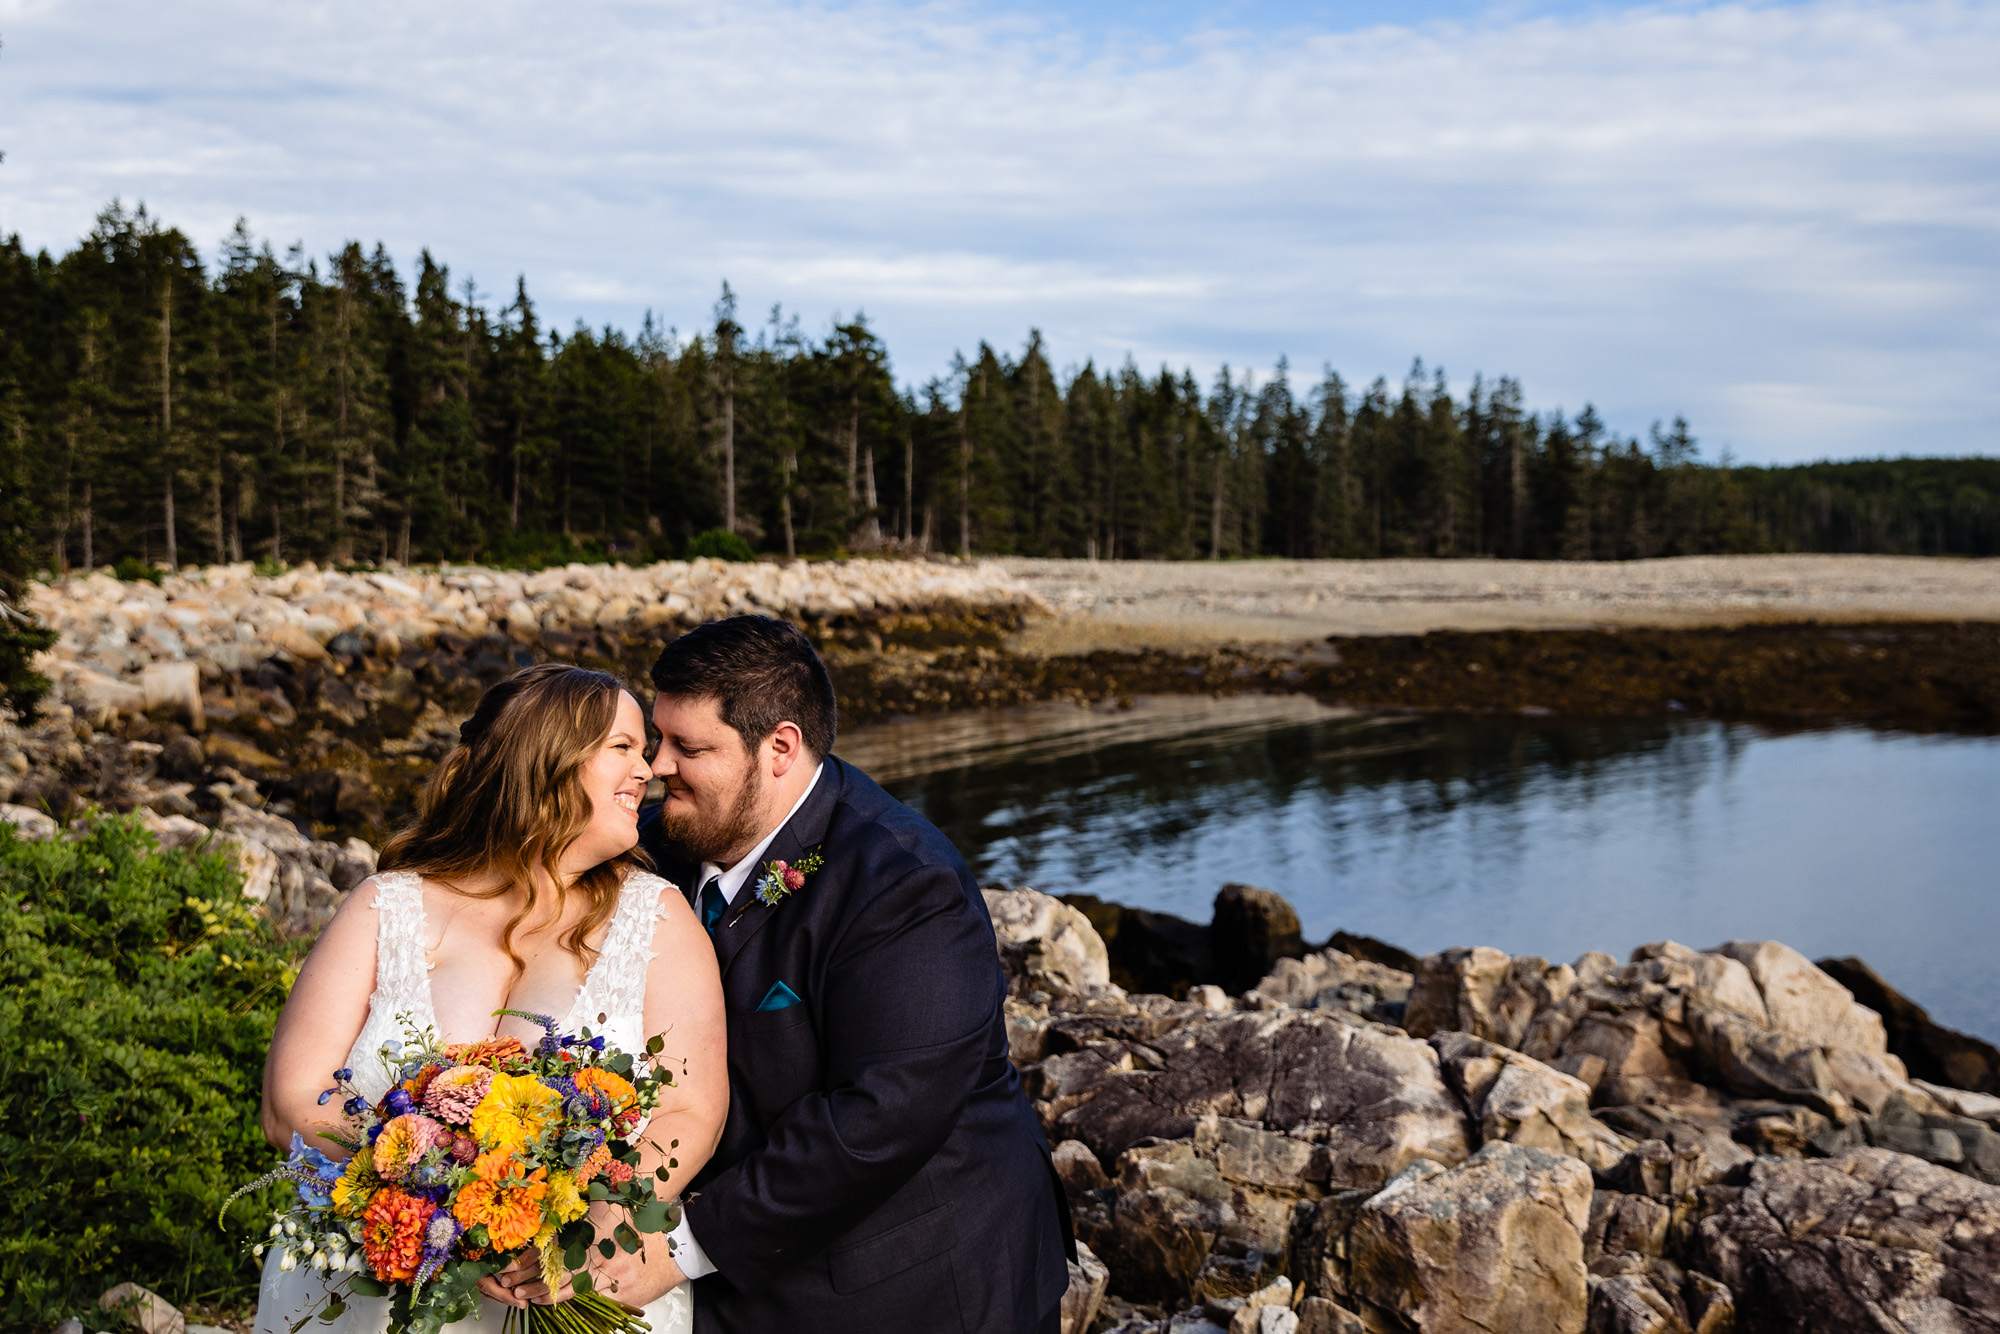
<box><xmin>6</xmin><ymin>560</ymin><xmax>1998</xmax><ymax>893</ymax></box>
<box><xmin>988</xmin><ymin>883</ymin><xmax>2000</xmax><ymax>1334</ymax></box>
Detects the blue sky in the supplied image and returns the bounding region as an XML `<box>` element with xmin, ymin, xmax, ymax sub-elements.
<box><xmin>1</xmin><ymin>0</ymin><xmax>1995</xmax><ymax>462</ymax></box>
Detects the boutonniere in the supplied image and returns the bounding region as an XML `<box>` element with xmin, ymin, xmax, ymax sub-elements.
<box><xmin>754</xmin><ymin>847</ymin><xmax>825</xmax><ymax>906</ymax></box>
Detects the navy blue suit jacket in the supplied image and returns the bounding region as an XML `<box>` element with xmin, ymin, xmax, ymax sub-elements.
<box><xmin>638</xmin><ymin>756</ymin><xmax>1071</xmax><ymax>1334</ymax></box>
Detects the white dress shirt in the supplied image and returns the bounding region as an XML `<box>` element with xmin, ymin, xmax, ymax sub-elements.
<box><xmin>665</xmin><ymin>761</ymin><xmax>823</xmax><ymax>1282</ymax></box>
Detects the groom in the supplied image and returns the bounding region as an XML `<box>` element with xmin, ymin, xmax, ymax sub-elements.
<box><xmin>635</xmin><ymin>615</ymin><xmax>1073</xmax><ymax>1334</ymax></box>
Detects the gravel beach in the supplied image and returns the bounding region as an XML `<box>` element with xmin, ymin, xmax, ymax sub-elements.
<box><xmin>1001</xmin><ymin>554</ymin><xmax>2000</xmax><ymax>652</ymax></box>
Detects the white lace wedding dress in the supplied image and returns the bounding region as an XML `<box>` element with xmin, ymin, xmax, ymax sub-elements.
<box><xmin>253</xmin><ymin>869</ymin><xmax>695</xmax><ymax>1334</ymax></box>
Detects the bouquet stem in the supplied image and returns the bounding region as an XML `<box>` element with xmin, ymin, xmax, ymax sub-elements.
<box><xmin>501</xmin><ymin>1292</ymin><xmax>650</xmax><ymax>1334</ymax></box>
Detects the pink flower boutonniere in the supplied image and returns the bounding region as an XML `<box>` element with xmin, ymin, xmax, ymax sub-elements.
<box><xmin>754</xmin><ymin>847</ymin><xmax>824</xmax><ymax>907</ymax></box>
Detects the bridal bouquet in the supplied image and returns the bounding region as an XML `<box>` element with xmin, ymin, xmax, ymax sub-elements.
<box><xmin>227</xmin><ymin>1011</ymin><xmax>681</xmax><ymax>1334</ymax></box>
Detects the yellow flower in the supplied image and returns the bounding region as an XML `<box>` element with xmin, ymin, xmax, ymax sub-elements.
<box><xmin>331</xmin><ymin>1147</ymin><xmax>382</xmax><ymax>1219</ymax></box>
<box><xmin>546</xmin><ymin>1171</ymin><xmax>588</xmax><ymax>1225</ymax></box>
<box><xmin>470</xmin><ymin>1073</ymin><xmax>561</xmax><ymax>1155</ymax></box>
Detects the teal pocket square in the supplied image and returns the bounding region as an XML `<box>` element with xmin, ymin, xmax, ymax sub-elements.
<box><xmin>755</xmin><ymin>981</ymin><xmax>802</xmax><ymax>1012</ymax></box>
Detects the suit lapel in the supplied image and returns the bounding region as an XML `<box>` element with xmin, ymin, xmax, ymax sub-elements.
<box><xmin>713</xmin><ymin>760</ymin><xmax>843</xmax><ymax>978</ymax></box>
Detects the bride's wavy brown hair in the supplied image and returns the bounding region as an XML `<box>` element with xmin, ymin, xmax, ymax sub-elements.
<box><xmin>379</xmin><ymin>662</ymin><xmax>646</xmax><ymax>975</ymax></box>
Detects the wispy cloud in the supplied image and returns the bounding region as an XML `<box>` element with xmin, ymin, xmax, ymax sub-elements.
<box><xmin>1</xmin><ymin>0</ymin><xmax>1995</xmax><ymax>460</ymax></box>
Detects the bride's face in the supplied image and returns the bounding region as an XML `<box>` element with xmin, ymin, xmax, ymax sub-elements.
<box><xmin>563</xmin><ymin>690</ymin><xmax>653</xmax><ymax>875</ymax></box>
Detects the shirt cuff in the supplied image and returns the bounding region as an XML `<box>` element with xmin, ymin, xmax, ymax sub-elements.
<box><xmin>666</xmin><ymin>1212</ymin><xmax>718</xmax><ymax>1281</ymax></box>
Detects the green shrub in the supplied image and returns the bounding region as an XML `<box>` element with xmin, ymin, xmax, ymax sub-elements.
<box><xmin>0</xmin><ymin>604</ymin><xmax>55</xmax><ymax>716</ymax></box>
<box><xmin>0</xmin><ymin>819</ymin><xmax>305</xmax><ymax>1328</ymax></box>
<box><xmin>112</xmin><ymin>556</ymin><xmax>165</xmax><ymax>585</ymax></box>
<box><xmin>684</xmin><ymin>529</ymin><xmax>756</xmax><ymax>563</ymax></box>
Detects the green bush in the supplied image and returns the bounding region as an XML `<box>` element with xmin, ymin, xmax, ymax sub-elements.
<box><xmin>112</xmin><ymin>557</ymin><xmax>165</xmax><ymax>585</ymax></box>
<box><xmin>0</xmin><ymin>819</ymin><xmax>305</xmax><ymax>1328</ymax></box>
<box><xmin>684</xmin><ymin>528</ymin><xmax>756</xmax><ymax>563</ymax></box>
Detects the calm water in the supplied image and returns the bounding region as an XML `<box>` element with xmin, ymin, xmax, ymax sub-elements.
<box><xmin>841</xmin><ymin>697</ymin><xmax>2000</xmax><ymax>1041</ymax></box>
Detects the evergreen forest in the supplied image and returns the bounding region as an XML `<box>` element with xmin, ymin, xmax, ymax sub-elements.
<box><xmin>4</xmin><ymin>204</ymin><xmax>1997</xmax><ymax>580</ymax></box>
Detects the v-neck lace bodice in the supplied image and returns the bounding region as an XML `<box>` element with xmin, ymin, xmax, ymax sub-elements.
<box><xmin>343</xmin><ymin>868</ymin><xmax>676</xmax><ymax>1102</ymax></box>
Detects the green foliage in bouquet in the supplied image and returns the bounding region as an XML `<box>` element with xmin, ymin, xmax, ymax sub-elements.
<box><xmin>0</xmin><ymin>817</ymin><xmax>305</xmax><ymax>1328</ymax></box>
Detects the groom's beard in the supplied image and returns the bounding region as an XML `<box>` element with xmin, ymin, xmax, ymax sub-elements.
<box><xmin>661</xmin><ymin>765</ymin><xmax>766</xmax><ymax>866</ymax></box>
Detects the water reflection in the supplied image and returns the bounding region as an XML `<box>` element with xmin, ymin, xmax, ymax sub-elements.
<box><xmin>845</xmin><ymin>699</ymin><xmax>2000</xmax><ymax>1041</ymax></box>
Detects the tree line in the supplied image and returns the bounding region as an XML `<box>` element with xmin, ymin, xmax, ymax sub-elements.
<box><xmin>2</xmin><ymin>203</ymin><xmax>1996</xmax><ymax>586</ymax></box>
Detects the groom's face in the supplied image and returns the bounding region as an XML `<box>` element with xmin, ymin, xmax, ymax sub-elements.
<box><xmin>650</xmin><ymin>693</ymin><xmax>766</xmax><ymax>866</ymax></box>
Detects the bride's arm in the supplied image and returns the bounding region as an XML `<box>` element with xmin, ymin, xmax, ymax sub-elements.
<box><xmin>634</xmin><ymin>885</ymin><xmax>730</xmax><ymax>1194</ymax></box>
<box><xmin>545</xmin><ymin>884</ymin><xmax>727</xmax><ymax>1310</ymax></box>
<box><xmin>259</xmin><ymin>880</ymin><xmax>381</xmax><ymax>1154</ymax></box>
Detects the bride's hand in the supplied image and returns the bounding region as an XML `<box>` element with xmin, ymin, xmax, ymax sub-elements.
<box><xmin>478</xmin><ymin>1250</ymin><xmax>574</xmax><ymax>1308</ymax></box>
<box><xmin>573</xmin><ymin>1201</ymin><xmax>685</xmax><ymax>1309</ymax></box>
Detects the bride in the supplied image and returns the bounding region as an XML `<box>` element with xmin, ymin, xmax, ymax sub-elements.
<box><xmin>254</xmin><ymin>663</ymin><xmax>727</xmax><ymax>1333</ymax></box>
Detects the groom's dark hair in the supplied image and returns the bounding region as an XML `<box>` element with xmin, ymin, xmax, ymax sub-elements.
<box><xmin>651</xmin><ymin>615</ymin><xmax>838</xmax><ymax>759</ymax></box>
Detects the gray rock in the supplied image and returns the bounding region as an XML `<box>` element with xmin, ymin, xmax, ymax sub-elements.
<box><xmin>1348</xmin><ymin>1142</ymin><xmax>1594</xmax><ymax>1334</ymax></box>
<box><xmin>1604</xmin><ymin>1138</ymin><xmax>1749</xmax><ymax>1200</ymax></box>
<box><xmin>1061</xmin><ymin>1240</ymin><xmax>1112</xmax><ymax>1334</ymax></box>
<box><xmin>1405</xmin><ymin>946</ymin><xmax>1578</xmax><ymax>1052</ymax></box>
<box><xmin>1249</xmin><ymin>948</ymin><xmax>1412</xmax><ymax>1025</ymax></box>
<box><xmin>1104</xmin><ymin>1130</ymin><xmax>1306</xmax><ymax>1303</ymax></box>
<box><xmin>1711</xmin><ymin>939</ymin><xmax>1888</xmax><ymax>1056</ymax></box>
<box><xmin>1293</xmin><ymin>1298</ymin><xmax>1367</xmax><ymax>1334</ymax></box>
<box><xmin>985</xmin><ymin>886</ymin><xmax>1113</xmax><ymax>999</ymax></box>
<box><xmin>0</xmin><ymin>801</ymin><xmax>57</xmax><ymax>840</ymax></box>
<box><xmin>1556</xmin><ymin>1010</ymin><xmax>1695</xmax><ymax>1101</ymax></box>
<box><xmin>1683</xmin><ymin>1003</ymin><xmax>1841</xmax><ymax>1116</ymax></box>
<box><xmin>1054</xmin><ymin>1137</ymin><xmax>1111</xmax><ymax>1197</ymax></box>
<box><xmin>1211</xmin><ymin>883</ymin><xmax>1307</xmax><ymax>995</ymax></box>
<box><xmin>98</xmin><ymin>1282</ymin><xmax>184</xmax><ymax>1334</ymax></box>
<box><xmin>1698</xmin><ymin>1148</ymin><xmax>2000</xmax><ymax>1331</ymax></box>
<box><xmin>1431</xmin><ymin>1031</ymin><xmax>1635</xmax><ymax>1170</ymax></box>
<box><xmin>1049</xmin><ymin>1009</ymin><xmax>1472</xmax><ymax>1192</ymax></box>
<box><xmin>1586</xmin><ymin>1272</ymin><xmax>1690</xmax><ymax>1334</ymax></box>
<box><xmin>1585</xmin><ymin>1191</ymin><xmax>1673</xmax><ymax>1265</ymax></box>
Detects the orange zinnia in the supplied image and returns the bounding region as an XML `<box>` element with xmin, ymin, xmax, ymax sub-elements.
<box><xmin>443</xmin><ymin>1035</ymin><xmax>528</xmax><ymax>1069</ymax></box>
<box><xmin>573</xmin><ymin>1067</ymin><xmax>638</xmax><ymax>1113</ymax></box>
<box><xmin>453</xmin><ymin>1169</ymin><xmax>549</xmax><ymax>1252</ymax></box>
<box><xmin>361</xmin><ymin>1188</ymin><xmax>436</xmax><ymax>1282</ymax></box>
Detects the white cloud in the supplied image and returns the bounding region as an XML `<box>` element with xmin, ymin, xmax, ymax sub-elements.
<box><xmin>1</xmin><ymin>0</ymin><xmax>1996</xmax><ymax>460</ymax></box>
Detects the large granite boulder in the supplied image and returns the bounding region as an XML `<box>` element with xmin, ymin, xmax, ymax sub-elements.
<box><xmin>1046</xmin><ymin>1009</ymin><xmax>1472</xmax><ymax>1191</ymax></box>
<box><xmin>985</xmin><ymin>886</ymin><xmax>1113</xmax><ymax>999</ymax></box>
<box><xmin>1698</xmin><ymin>1148</ymin><xmax>2000</xmax><ymax>1332</ymax></box>
<box><xmin>1347</xmin><ymin>1142</ymin><xmax>1594</xmax><ymax>1334</ymax></box>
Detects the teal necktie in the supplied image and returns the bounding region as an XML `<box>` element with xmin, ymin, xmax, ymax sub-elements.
<box><xmin>699</xmin><ymin>876</ymin><xmax>726</xmax><ymax>940</ymax></box>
